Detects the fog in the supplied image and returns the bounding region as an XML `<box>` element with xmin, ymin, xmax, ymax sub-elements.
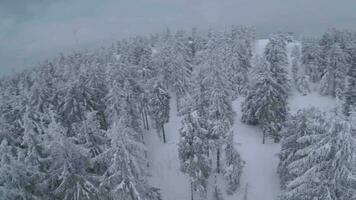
<box><xmin>1</xmin><ymin>0</ymin><xmax>356</xmax><ymax>76</ymax></box>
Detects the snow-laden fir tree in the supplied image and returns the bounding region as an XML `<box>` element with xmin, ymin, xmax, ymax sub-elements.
<box><xmin>0</xmin><ymin>139</ymin><xmax>41</xmax><ymax>200</ymax></box>
<box><xmin>241</xmin><ymin>56</ymin><xmax>287</xmax><ymax>142</ymax></box>
<box><xmin>280</xmin><ymin>111</ymin><xmax>356</xmax><ymax>200</ymax></box>
<box><xmin>43</xmin><ymin>113</ymin><xmax>99</xmax><ymax>200</ymax></box>
<box><xmin>101</xmin><ymin>80</ymin><xmax>160</xmax><ymax>200</ymax></box>
<box><xmin>264</xmin><ymin>33</ymin><xmax>290</xmax><ymax>93</ymax></box>
<box><xmin>73</xmin><ymin>111</ymin><xmax>108</xmax><ymax>158</ymax></box>
<box><xmin>291</xmin><ymin>45</ymin><xmax>310</xmax><ymax>95</ymax></box>
<box><xmin>201</xmin><ymin>65</ymin><xmax>235</xmax><ymax>173</ymax></box>
<box><xmin>223</xmin><ymin>131</ymin><xmax>244</xmax><ymax>194</ymax></box>
<box><xmin>99</xmin><ymin>120</ymin><xmax>150</xmax><ymax>200</ymax></box>
<box><xmin>320</xmin><ymin>43</ymin><xmax>349</xmax><ymax>98</ymax></box>
<box><xmin>343</xmin><ymin>46</ymin><xmax>356</xmax><ymax>115</ymax></box>
<box><xmin>222</xmin><ymin>26</ymin><xmax>254</xmax><ymax>97</ymax></box>
<box><xmin>153</xmin><ymin>33</ymin><xmax>192</xmax><ymax>111</ymax></box>
<box><xmin>301</xmin><ymin>37</ymin><xmax>323</xmax><ymax>83</ymax></box>
<box><xmin>148</xmin><ymin>81</ymin><xmax>170</xmax><ymax>143</ymax></box>
<box><xmin>178</xmin><ymin>111</ymin><xmax>211</xmax><ymax>200</ymax></box>
<box><xmin>59</xmin><ymin>75</ymin><xmax>98</xmax><ymax>135</ymax></box>
<box><xmin>278</xmin><ymin>108</ymin><xmax>325</xmax><ymax>189</ymax></box>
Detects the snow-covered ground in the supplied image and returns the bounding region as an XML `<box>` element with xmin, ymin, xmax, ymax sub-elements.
<box><xmin>146</xmin><ymin>97</ymin><xmax>190</xmax><ymax>200</ymax></box>
<box><xmin>232</xmin><ymin>98</ymin><xmax>281</xmax><ymax>200</ymax></box>
<box><xmin>289</xmin><ymin>92</ymin><xmax>336</xmax><ymax>113</ymax></box>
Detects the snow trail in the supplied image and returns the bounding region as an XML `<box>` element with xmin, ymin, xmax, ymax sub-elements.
<box><xmin>146</xmin><ymin>98</ymin><xmax>190</xmax><ymax>200</ymax></box>
<box><xmin>232</xmin><ymin>98</ymin><xmax>281</xmax><ymax>200</ymax></box>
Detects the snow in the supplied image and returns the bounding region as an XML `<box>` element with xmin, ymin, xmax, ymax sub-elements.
<box><xmin>255</xmin><ymin>39</ymin><xmax>269</xmax><ymax>56</ymax></box>
<box><xmin>289</xmin><ymin>92</ymin><xmax>336</xmax><ymax>113</ymax></box>
<box><xmin>232</xmin><ymin>98</ymin><xmax>281</xmax><ymax>200</ymax></box>
<box><xmin>146</xmin><ymin>97</ymin><xmax>190</xmax><ymax>200</ymax></box>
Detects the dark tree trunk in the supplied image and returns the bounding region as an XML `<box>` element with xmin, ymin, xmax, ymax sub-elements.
<box><xmin>144</xmin><ymin>106</ymin><xmax>149</xmax><ymax>130</ymax></box>
<box><xmin>191</xmin><ymin>181</ymin><xmax>194</xmax><ymax>200</ymax></box>
<box><xmin>262</xmin><ymin>132</ymin><xmax>265</xmax><ymax>144</ymax></box>
<box><xmin>162</xmin><ymin>124</ymin><xmax>166</xmax><ymax>143</ymax></box>
<box><xmin>217</xmin><ymin>148</ymin><xmax>220</xmax><ymax>173</ymax></box>
<box><xmin>141</xmin><ymin>109</ymin><xmax>146</xmax><ymax>130</ymax></box>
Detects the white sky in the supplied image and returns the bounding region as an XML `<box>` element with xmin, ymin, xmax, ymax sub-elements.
<box><xmin>1</xmin><ymin>0</ymin><xmax>356</xmax><ymax>76</ymax></box>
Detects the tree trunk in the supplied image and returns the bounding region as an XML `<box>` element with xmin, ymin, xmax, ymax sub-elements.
<box><xmin>262</xmin><ymin>132</ymin><xmax>265</xmax><ymax>144</ymax></box>
<box><xmin>217</xmin><ymin>148</ymin><xmax>220</xmax><ymax>173</ymax></box>
<box><xmin>191</xmin><ymin>181</ymin><xmax>194</xmax><ymax>200</ymax></box>
<box><xmin>141</xmin><ymin>110</ymin><xmax>146</xmax><ymax>130</ymax></box>
<box><xmin>144</xmin><ymin>106</ymin><xmax>149</xmax><ymax>130</ymax></box>
<box><xmin>162</xmin><ymin>124</ymin><xmax>166</xmax><ymax>143</ymax></box>
<box><xmin>176</xmin><ymin>95</ymin><xmax>180</xmax><ymax>113</ymax></box>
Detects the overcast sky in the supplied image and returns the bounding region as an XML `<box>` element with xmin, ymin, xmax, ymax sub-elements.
<box><xmin>1</xmin><ymin>0</ymin><xmax>356</xmax><ymax>76</ymax></box>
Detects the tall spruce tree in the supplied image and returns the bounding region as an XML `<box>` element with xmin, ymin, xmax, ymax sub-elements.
<box><xmin>320</xmin><ymin>43</ymin><xmax>349</xmax><ymax>98</ymax></box>
<box><xmin>241</xmin><ymin>56</ymin><xmax>287</xmax><ymax>142</ymax></box>
<box><xmin>178</xmin><ymin>111</ymin><xmax>211</xmax><ymax>199</ymax></box>
<box><xmin>280</xmin><ymin>111</ymin><xmax>356</xmax><ymax>200</ymax></box>
<box><xmin>264</xmin><ymin>33</ymin><xmax>290</xmax><ymax>93</ymax></box>
<box><xmin>148</xmin><ymin>82</ymin><xmax>170</xmax><ymax>143</ymax></box>
<box><xmin>343</xmin><ymin>46</ymin><xmax>356</xmax><ymax>115</ymax></box>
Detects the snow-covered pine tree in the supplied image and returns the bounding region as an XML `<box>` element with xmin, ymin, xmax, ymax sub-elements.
<box><xmin>100</xmin><ymin>120</ymin><xmax>146</xmax><ymax>200</ymax></box>
<box><xmin>73</xmin><ymin>111</ymin><xmax>108</xmax><ymax>158</ymax></box>
<box><xmin>200</xmin><ymin>64</ymin><xmax>235</xmax><ymax>173</ymax></box>
<box><xmin>301</xmin><ymin>37</ymin><xmax>323</xmax><ymax>83</ymax></box>
<box><xmin>291</xmin><ymin>46</ymin><xmax>300</xmax><ymax>85</ymax></box>
<box><xmin>320</xmin><ymin>43</ymin><xmax>349</xmax><ymax>98</ymax></box>
<box><xmin>59</xmin><ymin>75</ymin><xmax>99</xmax><ymax>135</ymax></box>
<box><xmin>100</xmin><ymin>98</ymin><xmax>160</xmax><ymax>200</ymax></box>
<box><xmin>241</xmin><ymin>56</ymin><xmax>287</xmax><ymax>142</ymax></box>
<box><xmin>291</xmin><ymin>45</ymin><xmax>311</xmax><ymax>95</ymax></box>
<box><xmin>264</xmin><ymin>33</ymin><xmax>290</xmax><ymax>94</ymax></box>
<box><xmin>105</xmin><ymin>80</ymin><xmax>123</xmax><ymax>125</ymax></box>
<box><xmin>278</xmin><ymin>108</ymin><xmax>325</xmax><ymax>189</ymax></box>
<box><xmin>281</xmin><ymin>111</ymin><xmax>356</xmax><ymax>200</ymax></box>
<box><xmin>44</xmin><ymin>113</ymin><xmax>99</xmax><ymax>200</ymax></box>
<box><xmin>178</xmin><ymin>111</ymin><xmax>211</xmax><ymax>199</ymax></box>
<box><xmin>0</xmin><ymin>139</ymin><xmax>41</xmax><ymax>200</ymax></box>
<box><xmin>222</xmin><ymin>26</ymin><xmax>254</xmax><ymax>97</ymax></box>
<box><xmin>343</xmin><ymin>46</ymin><xmax>356</xmax><ymax>115</ymax></box>
<box><xmin>153</xmin><ymin>32</ymin><xmax>192</xmax><ymax>111</ymax></box>
<box><xmin>223</xmin><ymin>131</ymin><xmax>244</xmax><ymax>194</ymax></box>
<box><xmin>148</xmin><ymin>81</ymin><xmax>170</xmax><ymax>143</ymax></box>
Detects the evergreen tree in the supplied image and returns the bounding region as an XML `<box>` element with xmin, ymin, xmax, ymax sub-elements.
<box><xmin>0</xmin><ymin>139</ymin><xmax>40</xmax><ymax>200</ymax></box>
<box><xmin>301</xmin><ymin>37</ymin><xmax>323</xmax><ymax>83</ymax></box>
<box><xmin>148</xmin><ymin>82</ymin><xmax>170</xmax><ymax>143</ymax></box>
<box><xmin>280</xmin><ymin>111</ymin><xmax>356</xmax><ymax>200</ymax></box>
<box><xmin>264</xmin><ymin>33</ymin><xmax>290</xmax><ymax>93</ymax></box>
<box><xmin>320</xmin><ymin>43</ymin><xmax>349</xmax><ymax>98</ymax></box>
<box><xmin>241</xmin><ymin>56</ymin><xmax>287</xmax><ymax>142</ymax></box>
<box><xmin>291</xmin><ymin>45</ymin><xmax>311</xmax><ymax>95</ymax></box>
<box><xmin>74</xmin><ymin>111</ymin><xmax>108</xmax><ymax>158</ymax></box>
<box><xmin>223</xmin><ymin>131</ymin><xmax>244</xmax><ymax>194</ymax></box>
<box><xmin>278</xmin><ymin>108</ymin><xmax>325</xmax><ymax>189</ymax></box>
<box><xmin>343</xmin><ymin>46</ymin><xmax>356</xmax><ymax>115</ymax></box>
<box><xmin>100</xmin><ymin>103</ymin><xmax>160</xmax><ymax>200</ymax></box>
<box><xmin>178</xmin><ymin>111</ymin><xmax>211</xmax><ymax>199</ymax></box>
<box><xmin>201</xmin><ymin>65</ymin><xmax>235</xmax><ymax>173</ymax></box>
<box><xmin>44</xmin><ymin>114</ymin><xmax>99</xmax><ymax>200</ymax></box>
